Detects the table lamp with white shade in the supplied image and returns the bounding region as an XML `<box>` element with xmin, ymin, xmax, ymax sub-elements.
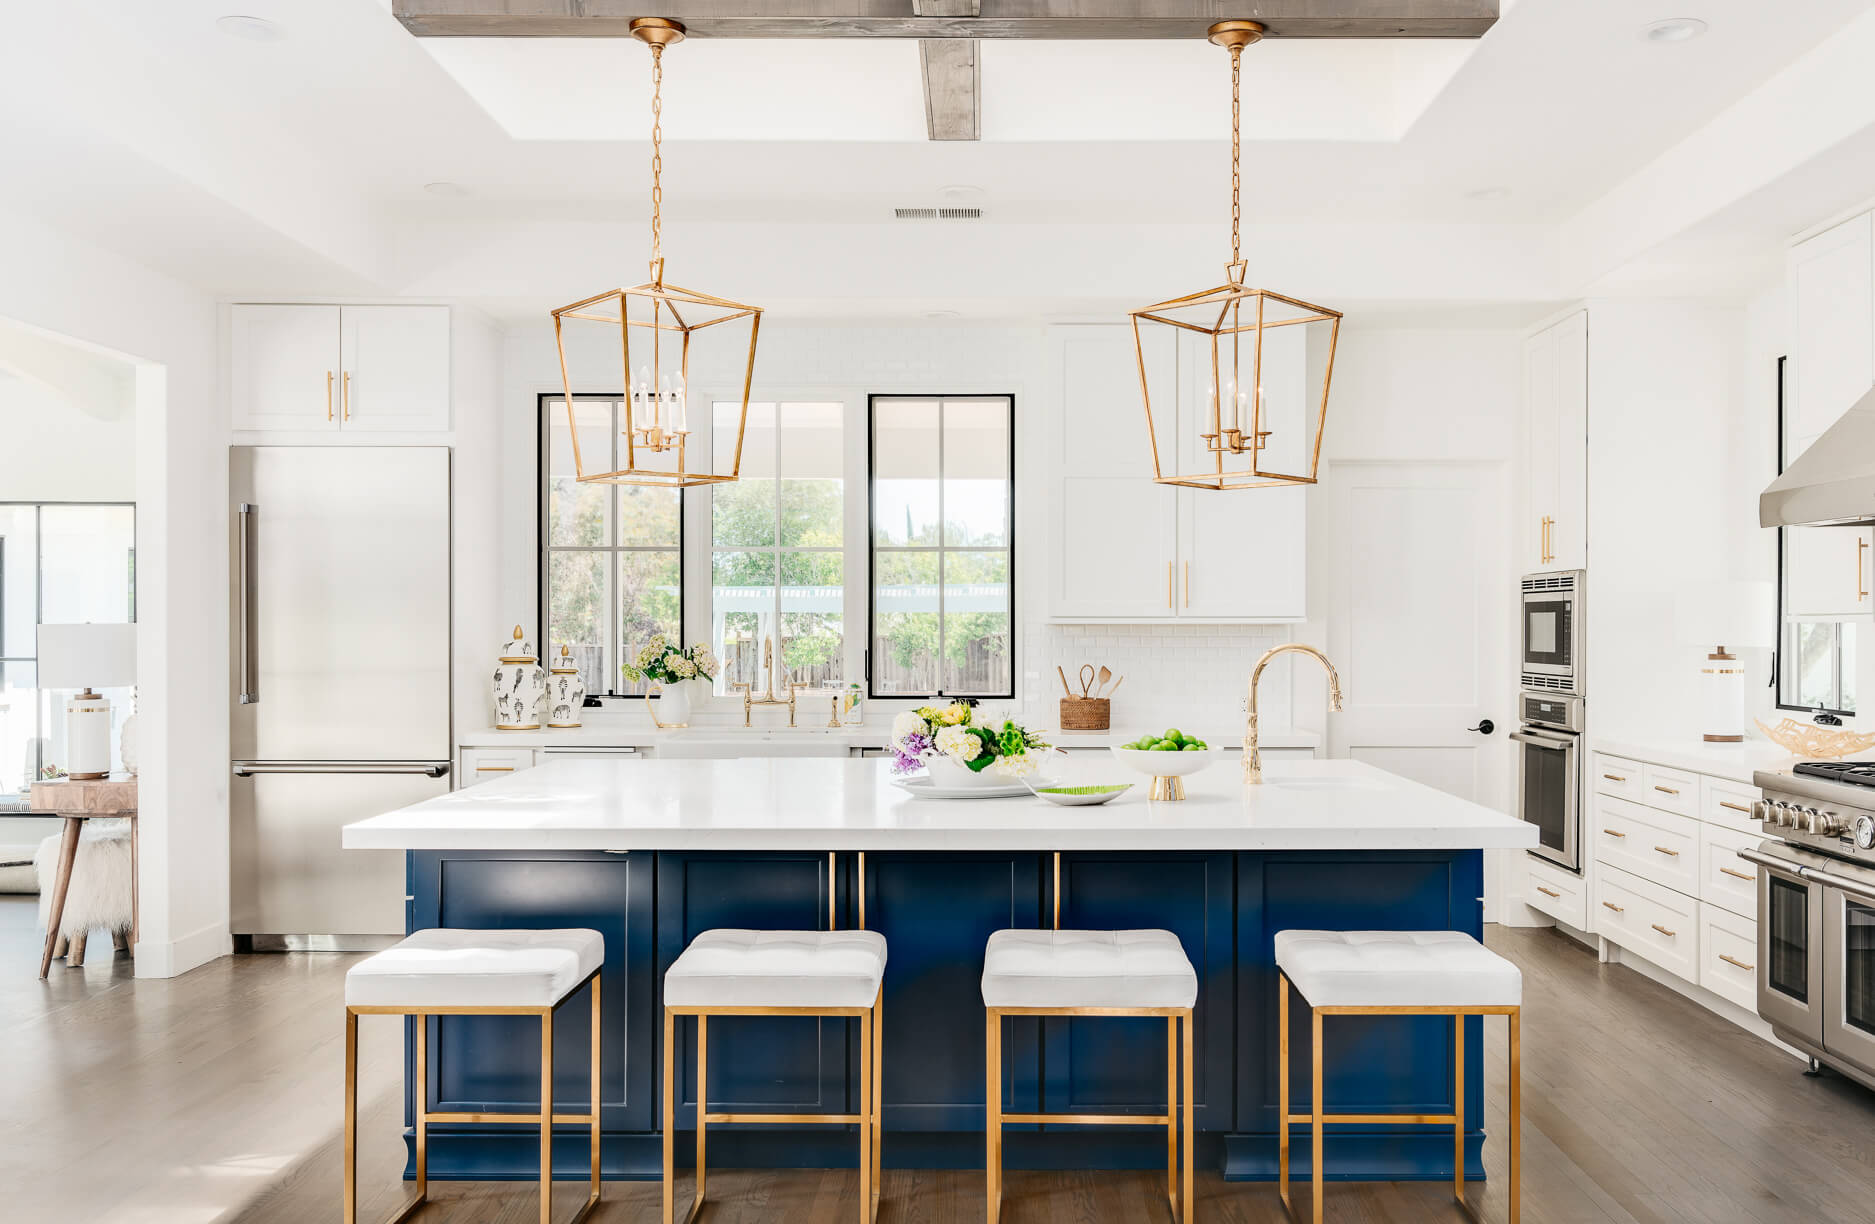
<box><xmin>36</xmin><ymin>623</ymin><xmax>136</xmax><ymax>780</ymax></box>
<box><xmin>1680</xmin><ymin>581</ymin><xmax>1777</xmax><ymax>743</ymax></box>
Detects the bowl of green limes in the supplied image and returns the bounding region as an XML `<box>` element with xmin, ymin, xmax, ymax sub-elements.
<box><xmin>1110</xmin><ymin>730</ymin><xmax>1216</xmax><ymax>792</ymax></box>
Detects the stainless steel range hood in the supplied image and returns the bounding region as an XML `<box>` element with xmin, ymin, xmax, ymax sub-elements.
<box><xmin>1761</xmin><ymin>384</ymin><xmax>1875</xmax><ymax>527</ymax></box>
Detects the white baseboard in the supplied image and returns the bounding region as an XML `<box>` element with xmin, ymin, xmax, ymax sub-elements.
<box><xmin>134</xmin><ymin>920</ymin><xmax>232</xmax><ymax>979</ymax></box>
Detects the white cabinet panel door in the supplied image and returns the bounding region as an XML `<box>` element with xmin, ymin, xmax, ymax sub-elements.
<box><xmin>340</xmin><ymin>305</ymin><xmax>451</xmax><ymax>432</ymax></box>
<box><xmin>231</xmin><ymin>304</ymin><xmax>341</xmax><ymax>431</ymax></box>
<box><xmin>1550</xmin><ymin>310</ymin><xmax>1588</xmax><ymax>570</ymax></box>
<box><xmin>1178</xmin><ymin>485</ymin><xmax>1305</xmax><ymax>619</ymax></box>
<box><xmin>1784</xmin><ymin>431</ymin><xmax>1874</xmax><ymax>620</ymax></box>
<box><xmin>1522</xmin><ymin>325</ymin><xmax>1558</xmax><ymax>570</ymax></box>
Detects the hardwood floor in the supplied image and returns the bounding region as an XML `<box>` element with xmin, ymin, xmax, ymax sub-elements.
<box><xmin>4</xmin><ymin>896</ymin><xmax>1872</xmax><ymax>1224</ymax></box>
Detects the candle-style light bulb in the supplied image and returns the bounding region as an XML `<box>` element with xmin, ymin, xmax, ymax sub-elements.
<box><xmin>672</xmin><ymin>373</ymin><xmax>687</xmax><ymax>432</ymax></box>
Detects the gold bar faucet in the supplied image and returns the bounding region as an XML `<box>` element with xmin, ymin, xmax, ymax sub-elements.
<box><xmin>1244</xmin><ymin>643</ymin><xmax>1342</xmax><ymax>784</ymax></box>
<box><xmin>736</xmin><ymin>636</ymin><xmax>801</xmax><ymax>727</ymax></box>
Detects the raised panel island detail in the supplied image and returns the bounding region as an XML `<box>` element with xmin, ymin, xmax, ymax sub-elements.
<box><xmin>343</xmin><ymin>757</ymin><xmax>1534</xmax><ymax>1184</ymax></box>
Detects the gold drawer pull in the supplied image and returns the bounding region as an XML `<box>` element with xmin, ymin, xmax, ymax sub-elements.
<box><xmin>1720</xmin><ymin>953</ymin><xmax>1755</xmax><ymax>972</ymax></box>
<box><xmin>476</xmin><ymin>766</ymin><xmax>516</xmax><ymax>773</ymax></box>
<box><xmin>1720</xmin><ymin>867</ymin><xmax>1754</xmax><ymax>882</ymax></box>
<box><xmin>1654</xmin><ymin>785</ymin><xmax>1680</xmax><ymax>796</ymax></box>
<box><xmin>1653</xmin><ymin>845</ymin><xmax>1680</xmax><ymax>857</ymax></box>
<box><xmin>1603</xmin><ymin>827</ymin><xmax>1626</xmax><ymax>838</ymax></box>
<box><xmin>1602</xmin><ymin>901</ymin><xmax>1624</xmax><ymax>913</ymax></box>
<box><xmin>1602</xmin><ymin>773</ymin><xmax>1627</xmax><ymax>783</ymax></box>
<box><xmin>1651</xmin><ymin>923</ymin><xmax>1677</xmax><ymax>938</ymax></box>
<box><xmin>1535</xmin><ymin>886</ymin><xmax>1561</xmax><ymax>898</ymax></box>
<box><xmin>1719</xmin><ymin>801</ymin><xmax>1751</xmax><ymax>814</ymax></box>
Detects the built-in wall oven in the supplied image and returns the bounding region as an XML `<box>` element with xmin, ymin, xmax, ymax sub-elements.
<box><xmin>1513</xmin><ymin>692</ymin><xmax>1582</xmax><ymax>873</ymax></box>
<box><xmin>1521</xmin><ymin>570</ymin><xmax>1585</xmax><ymax>697</ymax></box>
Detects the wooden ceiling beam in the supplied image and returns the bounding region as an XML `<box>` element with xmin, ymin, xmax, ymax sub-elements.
<box><xmin>913</xmin><ymin>0</ymin><xmax>980</xmax><ymax>141</ymax></box>
<box><xmin>392</xmin><ymin>1</ymin><xmax>1499</xmax><ymax>40</ymax></box>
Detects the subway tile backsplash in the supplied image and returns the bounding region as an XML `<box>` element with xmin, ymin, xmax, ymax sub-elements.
<box><xmin>1023</xmin><ymin>622</ymin><xmax>1300</xmax><ymax>737</ymax></box>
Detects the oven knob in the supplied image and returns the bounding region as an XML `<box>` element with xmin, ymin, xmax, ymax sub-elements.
<box><xmin>1855</xmin><ymin>815</ymin><xmax>1875</xmax><ymax>851</ymax></box>
<box><xmin>1811</xmin><ymin>809</ymin><xmax>1843</xmax><ymax>836</ymax></box>
<box><xmin>1776</xmin><ymin>802</ymin><xmax>1799</xmax><ymax>828</ymax></box>
<box><xmin>1802</xmin><ymin>806</ymin><xmax>1823</xmax><ymax>831</ymax></box>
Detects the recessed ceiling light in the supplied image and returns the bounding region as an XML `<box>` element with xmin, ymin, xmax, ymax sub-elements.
<box><xmin>423</xmin><ymin>181</ymin><xmax>470</xmax><ymax>198</ymax></box>
<box><xmin>925</xmin><ymin>309</ymin><xmax>962</xmax><ymax>320</ymax></box>
<box><xmin>938</xmin><ymin>185</ymin><xmax>984</xmax><ymax>202</ymax></box>
<box><xmin>1465</xmin><ymin>187</ymin><xmax>1510</xmax><ymax>202</ymax></box>
<box><xmin>215</xmin><ymin>15</ymin><xmax>285</xmax><ymax>43</ymax></box>
<box><xmin>1644</xmin><ymin>18</ymin><xmax>1708</xmax><ymax>43</ymax></box>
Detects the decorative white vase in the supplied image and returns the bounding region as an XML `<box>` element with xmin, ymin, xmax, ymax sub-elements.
<box><xmin>546</xmin><ymin>644</ymin><xmax>586</xmax><ymax>729</ymax></box>
<box><xmin>491</xmin><ymin>625</ymin><xmax>545</xmax><ymax>731</ymax></box>
<box><xmin>651</xmin><ymin>678</ymin><xmax>697</xmax><ymax>728</ymax></box>
<box><xmin>924</xmin><ymin>754</ymin><xmax>1003</xmax><ymax>788</ymax></box>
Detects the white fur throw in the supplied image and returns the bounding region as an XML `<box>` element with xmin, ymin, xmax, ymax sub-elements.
<box><xmin>34</xmin><ymin>824</ymin><xmax>134</xmax><ymax>936</ymax></box>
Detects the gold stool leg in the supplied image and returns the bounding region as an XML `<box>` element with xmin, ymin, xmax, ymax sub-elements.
<box><xmin>859</xmin><ymin>1007</ymin><xmax>873</xmax><ymax>1221</ymax></box>
<box><xmin>1180</xmin><ymin>1010</ymin><xmax>1194</xmax><ymax>1224</ymax></box>
<box><xmin>696</xmin><ymin>1014</ymin><xmax>709</xmax><ymax>1208</ymax></box>
<box><xmin>540</xmin><ymin>1008</ymin><xmax>555</xmax><ymax>1224</ymax></box>
<box><xmin>1311</xmin><ymin>1009</ymin><xmax>1324</xmax><ymax>1224</ymax></box>
<box><xmin>872</xmin><ymin>996</ymin><xmax>884</xmax><ymax>1223</ymax></box>
<box><xmin>589</xmin><ymin>974</ymin><xmax>603</xmax><ymax>1210</ymax></box>
<box><xmin>415</xmin><ymin>1015</ymin><xmax>429</xmax><ymax>1202</ymax></box>
<box><xmin>986</xmin><ymin>1010</ymin><xmax>1002</xmax><ymax>1224</ymax></box>
<box><xmin>662</xmin><ymin>1010</ymin><xmax>675</xmax><ymax>1224</ymax></box>
<box><xmin>344</xmin><ymin>1011</ymin><xmax>358</xmax><ymax>1224</ymax></box>
<box><xmin>1165</xmin><ymin>1015</ymin><xmax>1178</xmax><ymax>1221</ymax></box>
<box><xmin>1278</xmin><ymin>976</ymin><xmax>1290</xmax><ymax>1217</ymax></box>
<box><xmin>1454</xmin><ymin>1012</ymin><xmax>1465</xmax><ymax>1209</ymax></box>
<box><xmin>1509</xmin><ymin>1009</ymin><xmax>1521</xmax><ymax>1224</ymax></box>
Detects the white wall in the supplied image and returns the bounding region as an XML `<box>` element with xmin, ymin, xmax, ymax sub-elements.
<box><xmin>0</xmin><ymin>326</ymin><xmax>137</xmax><ymax>500</ymax></box>
<box><xmin>0</xmin><ymin>205</ymin><xmax>228</xmax><ymax>978</ymax></box>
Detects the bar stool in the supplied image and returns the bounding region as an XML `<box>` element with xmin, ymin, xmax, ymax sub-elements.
<box><xmin>1274</xmin><ymin>930</ymin><xmax>1521</xmax><ymax>1224</ymax></box>
<box><xmin>342</xmin><ymin>927</ymin><xmax>604</xmax><ymax>1224</ymax></box>
<box><xmin>662</xmin><ymin>928</ymin><xmax>888</xmax><ymax>1224</ymax></box>
<box><xmin>981</xmin><ymin>928</ymin><xmax>1198</xmax><ymax>1224</ymax></box>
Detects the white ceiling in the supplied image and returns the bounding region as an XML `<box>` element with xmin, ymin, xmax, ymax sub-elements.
<box><xmin>3</xmin><ymin>0</ymin><xmax>1875</xmax><ymax>321</ymax></box>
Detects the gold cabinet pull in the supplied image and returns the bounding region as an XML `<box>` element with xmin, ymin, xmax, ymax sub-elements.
<box><xmin>1653</xmin><ymin>845</ymin><xmax>1680</xmax><ymax>858</ymax></box>
<box><xmin>1654</xmin><ymin>785</ymin><xmax>1680</xmax><ymax>796</ymax></box>
<box><xmin>1166</xmin><ymin>561</ymin><xmax>1173</xmax><ymax>609</ymax></box>
<box><xmin>326</xmin><ymin>370</ymin><xmax>335</xmax><ymax>421</ymax></box>
<box><xmin>1720</xmin><ymin>866</ymin><xmax>1754</xmax><ymax>882</ymax></box>
<box><xmin>1861</xmin><ymin>537</ymin><xmax>1869</xmax><ymax>601</ymax></box>
<box><xmin>343</xmin><ymin>370</ymin><xmax>352</xmax><ymax>422</ymax></box>
<box><xmin>475</xmin><ymin>766</ymin><xmax>514</xmax><ymax>773</ymax></box>
<box><xmin>1535</xmin><ymin>885</ymin><xmax>1561</xmax><ymax>898</ymax></box>
<box><xmin>1602</xmin><ymin>827</ymin><xmax>1626</xmax><ymax>838</ymax></box>
<box><xmin>1183</xmin><ymin>561</ymin><xmax>1190</xmax><ymax>608</ymax></box>
<box><xmin>1719</xmin><ymin>953</ymin><xmax>1755</xmax><ymax>972</ymax></box>
<box><xmin>1602</xmin><ymin>773</ymin><xmax>1627</xmax><ymax>783</ymax></box>
<box><xmin>1650</xmin><ymin>923</ymin><xmax>1677</xmax><ymax>938</ymax></box>
<box><xmin>1602</xmin><ymin>900</ymin><xmax>1624</xmax><ymax>913</ymax></box>
<box><xmin>1719</xmin><ymin>801</ymin><xmax>1751</xmax><ymax>813</ymax></box>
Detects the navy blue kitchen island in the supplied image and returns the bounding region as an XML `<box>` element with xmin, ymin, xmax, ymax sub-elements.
<box><xmin>342</xmin><ymin>758</ymin><xmax>1533</xmax><ymax>1185</ymax></box>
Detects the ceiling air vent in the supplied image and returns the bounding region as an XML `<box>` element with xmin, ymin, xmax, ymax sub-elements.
<box><xmin>894</xmin><ymin>206</ymin><xmax>982</xmax><ymax>221</ymax></box>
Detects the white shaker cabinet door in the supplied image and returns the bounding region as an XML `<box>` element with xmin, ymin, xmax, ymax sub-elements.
<box><xmin>340</xmin><ymin>305</ymin><xmax>451</xmax><ymax>432</ymax></box>
<box><xmin>1785</xmin><ymin>434</ymin><xmax>1872</xmax><ymax>620</ymax></box>
<box><xmin>1178</xmin><ymin>484</ymin><xmax>1305</xmax><ymax>620</ymax></box>
<box><xmin>231</xmin><ymin>304</ymin><xmax>342</xmax><ymax>431</ymax></box>
<box><xmin>1549</xmin><ymin>310</ymin><xmax>1588</xmax><ymax>570</ymax></box>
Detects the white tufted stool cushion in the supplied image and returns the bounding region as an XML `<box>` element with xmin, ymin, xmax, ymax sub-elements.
<box><xmin>665</xmin><ymin>929</ymin><xmax>888</xmax><ymax>1009</ymax></box>
<box><xmin>1274</xmin><ymin>930</ymin><xmax>1521</xmax><ymax>1009</ymax></box>
<box><xmin>345</xmin><ymin>928</ymin><xmax>604</xmax><ymax>1009</ymax></box>
<box><xmin>981</xmin><ymin>929</ymin><xmax>1198</xmax><ymax>1009</ymax></box>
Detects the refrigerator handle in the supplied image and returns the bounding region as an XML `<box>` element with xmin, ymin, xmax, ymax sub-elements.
<box><xmin>232</xmin><ymin>761</ymin><xmax>451</xmax><ymax>778</ymax></box>
<box><xmin>237</xmin><ymin>502</ymin><xmax>258</xmax><ymax>705</ymax></box>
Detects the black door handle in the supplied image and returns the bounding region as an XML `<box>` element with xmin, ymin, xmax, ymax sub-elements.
<box><xmin>1468</xmin><ymin>719</ymin><xmax>1495</xmax><ymax>736</ymax></box>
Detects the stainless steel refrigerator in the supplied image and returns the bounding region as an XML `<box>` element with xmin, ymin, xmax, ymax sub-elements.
<box><xmin>230</xmin><ymin>446</ymin><xmax>451</xmax><ymax>940</ymax></box>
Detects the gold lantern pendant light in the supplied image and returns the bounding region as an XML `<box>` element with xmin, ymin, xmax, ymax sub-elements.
<box><xmin>1130</xmin><ymin>20</ymin><xmax>1342</xmax><ymax>491</ymax></box>
<box><xmin>550</xmin><ymin>17</ymin><xmax>762</xmax><ymax>488</ymax></box>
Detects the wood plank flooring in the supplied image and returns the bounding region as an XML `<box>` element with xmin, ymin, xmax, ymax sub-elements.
<box><xmin>3</xmin><ymin>897</ymin><xmax>1872</xmax><ymax>1224</ymax></box>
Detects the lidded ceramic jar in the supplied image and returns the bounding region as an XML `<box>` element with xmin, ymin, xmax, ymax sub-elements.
<box><xmin>491</xmin><ymin>625</ymin><xmax>545</xmax><ymax>730</ymax></box>
<box><xmin>547</xmin><ymin>643</ymin><xmax>586</xmax><ymax>729</ymax></box>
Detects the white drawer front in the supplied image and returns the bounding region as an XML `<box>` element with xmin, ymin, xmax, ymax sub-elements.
<box><xmin>1700</xmin><ymin>777</ymin><xmax>1761</xmax><ymax>836</ymax></box>
<box><xmin>1698</xmin><ymin>822</ymin><xmax>1761</xmax><ymax>919</ymax></box>
<box><xmin>1594</xmin><ymin>754</ymin><xmax>1644</xmax><ymax>801</ymax></box>
<box><xmin>460</xmin><ymin>747</ymin><xmax>538</xmax><ymax>787</ymax></box>
<box><xmin>1593</xmin><ymin>795</ymin><xmax>1699</xmax><ymax>896</ymax></box>
<box><xmin>1698</xmin><ymin>903</ymin><xmax>1759</xmax><ymax>1013</ymax></box>
<box><xmin>1640</xmin><ymin>764</ymin><xmax>1699</xmax><ymax>818</ymax></box>
<box><xmin>1524</xmin><ymin>857</ymin><xmax>1587</xmax><ymax>930</ymax></box>
<box><xmin>1596</xmin><ymin>865</ymin><xmax>1699</xmax><ymax>982</ymax></box>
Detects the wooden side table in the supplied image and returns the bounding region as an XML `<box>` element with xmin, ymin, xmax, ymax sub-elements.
<box><xmin>29</xmin><ymin>776</ymin><xmax>137</xmax><ymax>979</ymax></box>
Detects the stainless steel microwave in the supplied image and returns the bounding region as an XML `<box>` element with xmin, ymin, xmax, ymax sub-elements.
<box><xmin>1521</xmin><ymin>570</ymin><xmax>1585</xmax><ymax>697</ymax></box>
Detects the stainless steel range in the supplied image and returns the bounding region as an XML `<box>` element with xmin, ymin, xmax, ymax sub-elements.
<box><xmin>1747</xmin><ymin>764</ymin><xmax>1875</xmax><ymax>1090</ymax></box>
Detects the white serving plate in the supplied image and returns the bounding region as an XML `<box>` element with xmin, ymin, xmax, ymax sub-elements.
<box><xmin>891</xmin><ymin>775</ymin><xmax>1051</xmax><ymax>800</ymax></box>
<box><xmin>1028</xmin><ymin>782</ymin><xmax>1133</xmax><ymax>807</ymax></box>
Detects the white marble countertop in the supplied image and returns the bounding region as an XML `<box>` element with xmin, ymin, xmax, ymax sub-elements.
<box><xmin>460</xmin><ymin>722</ymin><xmax>1319</xmax><ymax>752</ymax></box>
<box><xmin>343</xmin><ymin>756</ymin><xmax>1533</xmax><ymax>852</ymax></box>
<box><xmin>1589</xmin><ymin>734</ymin><xmax>1800</xmax><ymax>786</ymax></box>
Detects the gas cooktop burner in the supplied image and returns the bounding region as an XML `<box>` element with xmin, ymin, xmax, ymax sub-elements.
<box><xmin>1793</xmin><ymin>761</ymin><xmax>1875</xmax><ymax>786</ymax></box>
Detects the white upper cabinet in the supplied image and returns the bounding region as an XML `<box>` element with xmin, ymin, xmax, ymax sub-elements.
<box><xmin>232</xmin><ymin>304</ymin><xmax>451</xmax><ymax>433</ymax></box>
<box><xmin>1786</xmin><ymin>214</ymin><xmax>1875</xmax><ymax>620</ymax></box>
<box><xmin>1521</xmin><ymin>310</ymin><xmax>1587</xmax><ymax>572</ymax></box>
<box><xmin>1049</xmin><ymin>324</ymin><xmax>1306</xmax><ymax>621</ymax></box>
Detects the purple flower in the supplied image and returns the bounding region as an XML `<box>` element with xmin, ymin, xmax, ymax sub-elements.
<box><xmin>890</xmin><ymin>732</ymin><xmax>932</xmax><ymax>775</ymax></box>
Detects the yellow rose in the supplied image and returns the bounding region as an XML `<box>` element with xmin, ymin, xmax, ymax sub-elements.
<box><xmin>943</xmin><ymin>703</ymin><xmax>971</xmax><ymax>726</ymax></box>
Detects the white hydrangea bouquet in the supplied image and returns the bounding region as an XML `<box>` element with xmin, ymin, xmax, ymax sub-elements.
<box><xmin>622</xmin><ymin>635</ymin><xmax>719</xmax><ymax>686</ymax></box>
<box><xmin>889</xmin><ymin>701</ymin><xmax>1050</xmax><ymax>780</ymax></box>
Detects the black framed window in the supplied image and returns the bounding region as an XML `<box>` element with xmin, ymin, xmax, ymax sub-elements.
<box><xmin>539</xmin><ymin>394</ymin><xmax>683</xmax><ymax>697</ymax></box>
<box><xmin>867</xmin><ymin>394</ymin><xmax>1014</xmax><ymax>699</ymax></box>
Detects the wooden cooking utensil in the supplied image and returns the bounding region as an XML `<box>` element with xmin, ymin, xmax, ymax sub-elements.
<box><xmin>1057</xmin><ymin>665</ymin><xmax>1073</xmax><ymax>698</ymax></box>
<box><xmin>1095</xmin><ymin>665</ymin><xmax>1113</xmax><ymax>697</ymax></box>
<box><xmin>1107</xmin><ymin>675</ymin><xmax>1124</xmax><ymax>698</ymax></box>
<box><xmin>1078</xmin><ymin>664</ymin><xmax>1096</xmax><ymax>698</ymax></box>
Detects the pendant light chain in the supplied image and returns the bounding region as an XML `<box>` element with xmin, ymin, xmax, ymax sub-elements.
<box><xmin>650</xmin><ymin>43</ymin><xmax>665</xmax><ymax>276</ymax></box>
<box><xmin>1230</xmin><ymin>44</ymin><xmax>1242</xmax><ymax>270</ymax></box>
